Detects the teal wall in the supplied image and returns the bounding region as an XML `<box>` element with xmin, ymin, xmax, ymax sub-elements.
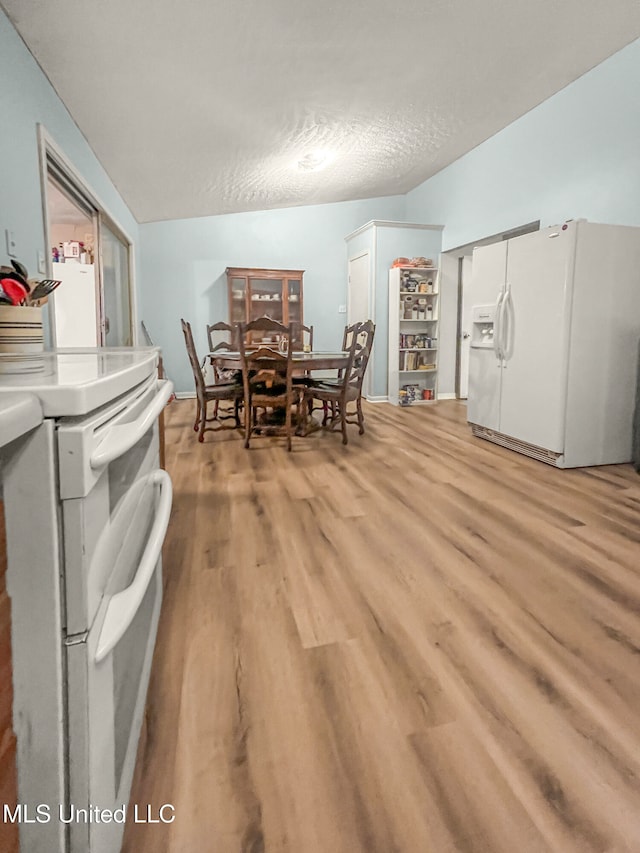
<box><xmin>406</xmin><ymin>39</ymin><xmax>640</xmax><ymax>251</ymax></box>
<box><xmin>140</xmin><ymin>196</ymin><xmax>406</xmax><ymax>393</ymax></box>
<box><xmin>0</xmin><ymin>9</ymin><xmax>138</xmax><ymax>336</ymax></box>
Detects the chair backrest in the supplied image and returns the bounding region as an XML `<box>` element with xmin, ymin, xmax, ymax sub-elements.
<box><xmin>343</xmin><ymin>320</ymin><xmax>376</xmax><ymax>393</ymax></box>
<box><xmin>238</xmin><ymin>318</ymin><xmax>296</xmax><ymax>400</ymax></box>
<box><xmin>342</xmin><ymin>322</ymin><xmax>360</xmax><ymax>351</ymax></box>
<box><xmin>207</xmin><ymin>321</ymin><xmax>236</xmax><ymax>353</ymax></box>
<box><xmin>338</xmin><ymin>322</ymin><xmax>362</xmax><ymax>379</ymax></box>
<box><xmin>181</xmin><ymin>319</ymin><xmax>206</xmax><ymax>400</ymax></box>
<box><xmin>241</xmin><ymin>314</ymin><xmax>287</xmax><ymax>349</ymax></box>
<box><xmin>301</xmin><ymin>323</ymin><xmax>314</xmax><ymax>350</ymax></box>
<box><xmin>207</xmin><ymin>321</ymin><xmax>238</xmax><ymax>383</ymax></box>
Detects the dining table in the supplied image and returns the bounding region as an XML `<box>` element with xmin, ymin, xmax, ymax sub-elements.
<box><xmin>208</xmin><ymin>350</ymin><xmax>350</xmax><ymax>373</ymax></box>
<box><xmin>207</xmin><ymin>349</ymin><xmax>350</xmax><ymax>435</ymax></box>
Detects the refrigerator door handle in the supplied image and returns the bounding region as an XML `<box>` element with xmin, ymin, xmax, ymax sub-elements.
<box><xmin>494</xmin><ymin>291</ymin><xmax>505</xmax><ymax>361</ymax></box>
<box><xmin>503</xmin><ymin>286</ymin><xmax>515</xmax><ymax>361</ymax></box>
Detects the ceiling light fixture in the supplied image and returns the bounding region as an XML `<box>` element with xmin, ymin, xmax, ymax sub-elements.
<box><xmin>295</xmin><ymin>149</ymin><xmax>335</xmax><ymax>172</ymax></box>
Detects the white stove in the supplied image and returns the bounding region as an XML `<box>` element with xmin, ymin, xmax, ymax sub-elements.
<box><xmin>1</xmin><ymin>347</ymin><xmax>173</xmax><ymax>853</ymax></box>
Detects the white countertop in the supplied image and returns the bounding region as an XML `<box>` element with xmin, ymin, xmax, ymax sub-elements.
<box><xmin>0</xmin><ymin>347</ymin><xmax>159</xmax><ymax>417</ymax></box>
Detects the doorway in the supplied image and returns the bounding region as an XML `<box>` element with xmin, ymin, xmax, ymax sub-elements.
<box><xmin>40</xmin><ymin>132</ymin><xmax>135</xmax><ymax>347</ymax></box>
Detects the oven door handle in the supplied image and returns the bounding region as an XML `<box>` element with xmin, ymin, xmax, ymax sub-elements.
<box><xmin>90</xmin><ymin>379</ymin><xmax>173</xmax><ymax>470</ymax></box>
<box><xmin>95</xmin><ymin>469</ymin><xmax>172</xmax><ymax>663</ymax></box>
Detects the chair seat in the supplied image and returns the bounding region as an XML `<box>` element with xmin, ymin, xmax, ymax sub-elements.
<box><xmin>251</xmin><ymin>388</ymin><xmax>301</xmax><ymax>406</ymax></box>
<box><xmin>204</xmin><ymin>382</ymin><xmax>243</xmax><ymax>400</ymax></box>
<box><xmin>311</xmin><ymin>379</ymin><xmax>341</xmax><ymax>389</ymax></box>
<box><xmin>304</xmin><ymin>384</ymin><xmax>358</xmax><ymax>403</ymax></box>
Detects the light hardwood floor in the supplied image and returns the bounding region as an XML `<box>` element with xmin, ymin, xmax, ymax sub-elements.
<box><xmin>123</xmin><ymin>398</ymin><xmax>640</xmax><ymax>853</ymax></box>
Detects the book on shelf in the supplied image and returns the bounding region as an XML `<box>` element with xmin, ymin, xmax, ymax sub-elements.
<box><xmin>399</xmin><ymin>350</ymin><xmax>438</xmax><ymax>370</ymax></box>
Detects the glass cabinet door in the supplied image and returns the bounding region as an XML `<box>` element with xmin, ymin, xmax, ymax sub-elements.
<box><xmin>249</xmin><ymin>278</ymin><xmax>284</xmax><ymax>324</ymax></box>
<box><xmin>230</xmin><ymin>277</ymin><xmax>247</xmax><ymax>325</ymax></box>
<box><xmin>286</xmin><ymin>279</ymin><xmax>302</xmax><ymax>345</ymax></box>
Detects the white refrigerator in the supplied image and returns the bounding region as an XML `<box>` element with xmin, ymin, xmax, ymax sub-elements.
<box><xmin>467</xmin><ymin>219</ymin><xmax>640</xmax><ymax>467</ymax></box>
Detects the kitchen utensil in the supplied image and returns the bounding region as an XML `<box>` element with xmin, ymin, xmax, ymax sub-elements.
<box><xmin>11</xmin><ymin>259</ymin><xmax>29</xmax><ymax>281</ymax></box>
<box><xmin>28</xmin><ymin>279</ymin><xmax>61</xmax><ymax>303</ymax></box>
<box><xmin>0</xmin><ymin>278</ymin><xmax>28</xmax><ymax>305</ymax></box>
<box><xmin>0</xmin><ymin>270</ymin><xmax>31</xmax><ymax>292</ymax></box>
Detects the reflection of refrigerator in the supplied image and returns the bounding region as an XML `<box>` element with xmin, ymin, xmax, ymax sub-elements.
<box><xmin>51</xmin><ymin>263</ymin><xmax>99</xmax><ymax>347</ymax></box>
<box><xmin>467</xmin><ymin>220</ymin><xmax>640</xmax><ymax>467</ymax></box>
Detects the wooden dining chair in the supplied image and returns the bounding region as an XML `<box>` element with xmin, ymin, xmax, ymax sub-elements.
<box><xmin>309</xmin><ymin>320</ymin><xmax>365</xmax><ymax>414</ymax></box>
<box><xmin>238</xmin><ymin>318</ymin><xmax>302</xmax><ymax>451</ymax></box>
<box><xmin>206</xmin><ymin>321</ymin><xmax>242</xmax><ymax>419</ymax></box>
<box><xmin>207</xmin><ymin>320</ymin><xmax>238</xmax><ymax>354</ymax></box>
<box><xmin>303</xmin><ymin>320</ymin><xmax>376</xmax><ymax>445</ymax></box>
<box><xmin>181</xmin><ymin>319</ymin><xmax>242</xmax><ymax>442</ymax></box>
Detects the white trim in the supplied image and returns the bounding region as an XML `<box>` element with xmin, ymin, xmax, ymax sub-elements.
<box><xmin>128</xmin><ymin>242</ymin><xmax>139</xmax><ymax>345</ymax></box>
<box><xmin>175</xmin><ymin>391</ymin><xmax>196</xmax><ymax>400</ymax></box>
<box><xmin>344</xmin><ymin>220</ymin><xmax>444</xmax><ymax>242</ymax></box>
<box><xmin>365</xmin><ymin>395</ymin><xmax>389</xmax><ymax>403</ymax></box>
<box><xmin>437</xmin><ymin>392</ymin><xmax>457</xmax><ymax>400</ymax></box>
<box><xmin>347</xmin><ymin>249</ymin><xmax>374</xmax><ymax>398</ymax></box>
<box><xmin>370</xmin><ymin>235</ymin><xmax>377</xmax><ymax>400</ymax></box>
<box><xmin>37</xmin><ymin>124</ymin><xmax>138</xmax><ymax>346</ymax></box>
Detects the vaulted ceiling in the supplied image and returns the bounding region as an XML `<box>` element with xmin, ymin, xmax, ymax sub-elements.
<box><xmin>4</xmin><ymin>0</ymin><xmax>640</xmax><ymax>223</ymax></box>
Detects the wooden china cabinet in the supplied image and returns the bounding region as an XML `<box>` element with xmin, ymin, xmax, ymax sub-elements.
<box><xmin>226</xmin><ymin>267</ymin><xmax>304</xmax><ymax>347</ymax></box>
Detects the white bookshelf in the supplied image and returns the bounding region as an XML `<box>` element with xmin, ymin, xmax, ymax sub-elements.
<box><xmin>388</xmin><ymin>265</ymin><xmax>440</xmax><ymax>405</ymax></box>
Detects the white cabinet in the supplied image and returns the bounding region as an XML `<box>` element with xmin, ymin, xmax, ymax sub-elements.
<box><xmin>388</xmin><ymin>265</ymin><xmax>440</xmax><ymax>405</ymax></box>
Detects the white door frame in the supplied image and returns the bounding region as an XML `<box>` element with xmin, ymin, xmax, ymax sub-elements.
<box><xmin>347</xmin><ymin>249</ymin><xmax>372</xmax><ymax>398</ymax></box>
<box><xmin>458</xmin><ymin>255</ymin><xmax>474</xmax><ymax>398</ymax></box>
<box><xmin>37</xmin><ymin>124</ymin><xmax>138</xmax><ymax>346</ymax></box>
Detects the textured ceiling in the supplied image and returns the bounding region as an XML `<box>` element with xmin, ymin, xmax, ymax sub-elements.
<box><xmin>4</xmin><ymin>0</ymin><xmax>640</xmax><ymax>223</ymax></box>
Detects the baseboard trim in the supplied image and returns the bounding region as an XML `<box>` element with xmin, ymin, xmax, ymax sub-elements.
<box><xmin>365</xmin><ymin>395</ymin><xmax>389</xmax><ymax>403</ymax></box>
<box><xmin>437</xmin><ymin>392</ymin><xmax>457</xmax><ymax>400</ymax></box>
